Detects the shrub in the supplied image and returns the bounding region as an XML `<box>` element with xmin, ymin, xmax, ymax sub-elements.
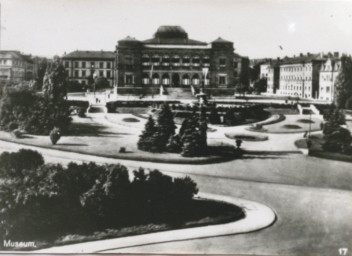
<box><xmin>0</xmin><ymin>154</ymin><xmax>199</xmax><ymax>241</ymax></box>
<box><xmin>78</xmin><ymin>107</ymin><xmax>86</xmax><ymax>118</ymax></box>
<box><xmin>119</xmin><ymin>147</ymin><xmax>126</xmax><ymax>153</ymax></box>
<box><xmin>345</xmin><ymin>96</ymin><xmax>352</xmax><ymax>110</ymax></box>
<box><xmin>255</xmin><ymin>123</ymin><xmax>263</xmax><ymax>129</ymax></box>
<box><xmin>12</xmin><ymin>128</ymin><xmax>22</xmax><ymax>138</ymax></box>
<box><xmin>209</xmin><ymin>107</ymin><xmax>221</xmax><ymax>124</ymax></box>
<box><xmin>224</xmin><ymin>108</ymin><xmax>236</xmax><ymax>126</ymax></box>
<box><xmin>323</xmin><ymin>127</ymin><xmax>352</xmax><ymax>153</ymax></box>
<box><xmin>50</xmin><ymin>127</ymin><xmax>61</xmax><ymax>145</ymax></box>
<box><xmin>0</xmin><ymin>149</ymin><xmax>44</xmax><ymax>178</ymax></box>
<box><xmin>7</xmin><ymin>122</ymin><xmax>19</xmax><ymax>131</ymax></box>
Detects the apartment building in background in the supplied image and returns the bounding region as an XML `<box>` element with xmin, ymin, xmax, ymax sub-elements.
<box><xmin>0</xmin><ymin>51</ymin><xmax>38</xmax><ymax>83</ymax></box>
<box><xmin>319</xmin><ymin>53</ymin><xmax>341</xmax><ymax>102</ymax></box>
<box><xmin>62</xmin><ymin>51</ymin><xmax>115</xmax><ymax>86</ymax></box>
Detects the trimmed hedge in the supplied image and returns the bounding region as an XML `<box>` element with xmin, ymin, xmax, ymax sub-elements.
<box><xmin>116</xmin><ymin>87</ymin><xmax>160</xmax><ymax>95</ymax></box>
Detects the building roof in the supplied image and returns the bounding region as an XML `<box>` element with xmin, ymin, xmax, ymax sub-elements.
<box><xmin>0</xmin><ymin>51</ymin><xmax>35</xmax><ymax>63</ymax></box>
<box><xmin>118</xmin><ymin>36</ymin><xmax>140</xmax><ymax>42</ymax></box>
<box><xmin>212</xmin><ymin>37</ymin><xmax>232</xmax><ymax>43</ymax></box>
<box><xmin>280</xmin><ymin>53</ymin><xmax>325</xmax><ymax>65</ymax></box>
<box><xmin>142</xmin><ymin>25</ymin><xmax>207</xmax><ymax>45</ymax></box>
<box><xmin>155</xmin><ymin>26</ymin><xmax>187</xmax><ymax>37</ymax></box>
<box><xmin>62</xmin><ymin>50</ymin><xmax>115</xmax><ymax>60</ymax></box>
<box><xmin>142</xmin><ymin>37</ymin><xmax>207</xmax><ymax>45</ymax></box>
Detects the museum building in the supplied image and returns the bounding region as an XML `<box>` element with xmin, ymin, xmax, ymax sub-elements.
<box><xmin>116</xmin><ymin>26</ymin><xmax>239</xmax><ymax>89</ymax></box>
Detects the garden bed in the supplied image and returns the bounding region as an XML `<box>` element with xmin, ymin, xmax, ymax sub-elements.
<box><xmin>282</xmin><ymin>124</ymin><xmax>302</xmax><ymax>129</ymax></box>
<box><xmin>122</xmin><ymin>117</ymin><xmax>140</xmax><ymax>123</ymax></box>
<box><xmin>297</xmin><ymin>119</ymin><xmax>315</xmax><ymax>124</ymax></box>
<box><xmin>30</xmin><ymin>198</ymin><xmax>245</xmax><ymax>251</ymax></box>
<box><xmin>225</xmin><ymin>133</ymin><xmax>268</xmax><ymax>142</ymax></box>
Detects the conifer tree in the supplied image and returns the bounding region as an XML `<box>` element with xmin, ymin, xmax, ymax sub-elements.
<box><xmin>199</xmin><ymin>105</ymin><xmax>208</xmax><ymax>151</ymax></box>
<box><xmin>334</xmin><ymin>56</ymin><xmax>352</xmax><ymax>108</ymax></box>
<box><xmin>209</xmin><ymin>107</ymin><xmax>221</xmax><ymax>124</ymax></box>
<box><xmin>154</xmin><ymin>103</ymin><xmax>176</xmax><ymax>151</ymax></box>
<box><xmin>181</xmin><ymin>116</ymin><xmax>202</xmax><ymax>157</ymax></box>
<box><xmin>137</xmin><ymin>115</ymin><xmax>157</xmax><ymax>151</ymax></box>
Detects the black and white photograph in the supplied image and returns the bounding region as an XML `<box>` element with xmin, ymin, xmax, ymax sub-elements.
<box><xmin>0</xmin><ymin>0</ymin><xmax>351</xmax><ymax>255</ymax></box>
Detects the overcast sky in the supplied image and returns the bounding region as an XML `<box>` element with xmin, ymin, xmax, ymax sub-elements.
<box><xmin>1</xmin><ymin>0</ymin><xmax>352</xmax><ymax>59</ymax></box>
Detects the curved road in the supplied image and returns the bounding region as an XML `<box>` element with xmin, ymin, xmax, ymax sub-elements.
<box><xmin>1</xmin><ymin>140</ymin><xmax>351</xmax><ymax>255</ymax></box>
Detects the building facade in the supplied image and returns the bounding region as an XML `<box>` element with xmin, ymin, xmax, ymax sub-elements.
<box><xmin>266</xmin><ymin>60</ymin><xmax>280</xmax><ymax>94</ymax></box>
<box><xmin>0</xmin><ymin>51</ymin><xmax>37</xmax><ymax>83</ymax></box>
<box><xmin>259</xmin><ymin>63</ymin><xmax>270</xmax><ymax>79</ymax></box>
<box><xmin>116</xmin><ymin>26</ymin><xmax>241</xmax><ymax>89</ymax></box>
<box><xmin>319</xmin><ymin>54</ymin><xmax>341</xmax><ymax>102</ymax></box>
<box><xmin>275</xmin><ymin>53</ymin><xmax>325</xmax><ymax>99</ymax></box>
<box><xmin>62</xmin><ymin>51</ymin><xmax>115</xmax><ymax>86</ymax></box>
<box><xmin>234</xmin><ymin>54</ymin><xmax>250</xmax><ymax>87</ymax></box>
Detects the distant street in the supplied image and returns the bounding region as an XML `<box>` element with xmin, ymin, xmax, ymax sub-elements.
<box><xmin>0</xmin><ymin>140</ymin><xmax>351</xmax><ymax>255</ymax></box>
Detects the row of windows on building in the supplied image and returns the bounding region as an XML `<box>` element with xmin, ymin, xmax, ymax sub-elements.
<box><xmin>321</xmin><ymin>74</ymin><xmax>335</xmax><ymax>81</ymax></box>
<box><xmin>280</xmin><ymin>65</ymin><xmax>312</xmax><ymax>72</ymax></box>
<box><xmin>123</xmin><ymin>55</ymin><xmax>229</xmax><ymax>68</ymax></box>
<box><xmin>281</xmin><ymin>85</ymin><xmax>311</xmax><ymax>91</ymax></box>
<box><xmin>64</xmin><ymin>61</ymin><xmax>113</xmax><ymax>69</ymax></box>
<box><xmin>320</xmin><ymin>86</ymin><xmax>331</xmax><ymax>93</ymax></box>
<box><xmin>67</xmin><ymin>69</ymin><xmax>112</xmax><ymax>78</ymax></box>
<box><xmin>280</xmin><ymin>76</ymin><xmax>312</xmax><ymax>81</ymax></box>
<box><xmin>321</xmin><ymin>64</ymin><xmax>340</xmax><ymax>71</ymax></box>
<box><xmin>0</xmin><ymin>60</ymin><xmax>25</xmax><ymax>67</ymax></box>
<box><xmin>124</xmin><ymin>73</ymin><xmax>227</xmax><ymax>85</ymax></box>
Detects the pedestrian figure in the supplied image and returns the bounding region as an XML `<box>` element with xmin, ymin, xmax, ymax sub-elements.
<box><xmin>96</xmin><ymin>98</ymin><xmax>98</xmax><ymax>103</ymax></box>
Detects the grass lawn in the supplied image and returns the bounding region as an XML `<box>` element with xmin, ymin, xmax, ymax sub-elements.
<box><xmin>295</xmin><ymin>134</ymin><xmax>352</xmax><ymax>163</ymax></box>
<box><xmin>18</xmin><ymin>198</ymin><xmax>245</xmax><ymax>251</ymax></box>
<box><xmin>0</xmin><ymin>115</ymin><xmax>236</xmax><ymax>165</ymax></box>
